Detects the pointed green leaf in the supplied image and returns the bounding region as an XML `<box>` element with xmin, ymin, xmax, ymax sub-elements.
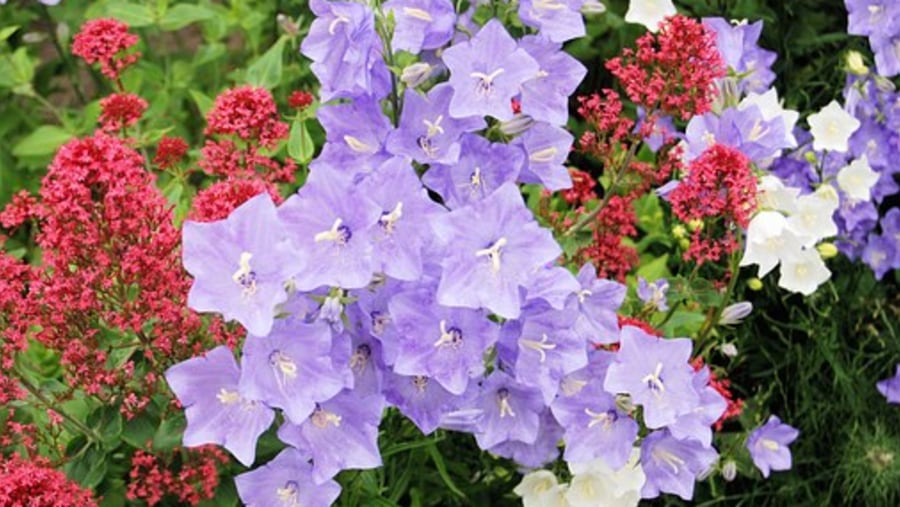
<box><xmin>245</xmin><ymin>36</ymin><xmax>287</xmax><ymax>90</ymax></box>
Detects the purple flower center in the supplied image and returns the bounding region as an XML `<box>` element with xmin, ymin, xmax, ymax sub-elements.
<box><xmin>231</xmin><ymin>252</ymin><xmax>258</xmax><ymax>297</ymax></box>
<box><xmin>496</xmin><ymin>387</ymin><xmax>516</xmax><ymax>418</ymax></box>
<box><xmin>370</xmin><ymin>310</ymin><xmax>390</xmax><ymax>335</ymax></box>
<box><xmin>585</xmin><ymin>408</ymin><xmax>618</xmax><ymax>429</ymax></box>
<box><xmin>434</xmin><ymin>320</ymin><xmax>464</xmax><ymax>349</ymax></box>
<box><xmin>314</xmin><ymin>218</ymin><xmax>353</xmax><ymax>245</ymax></box>
<box><xmin>641</xmin><ymin>362</ymin><xmax>666</xmax><ymax>397</ymax></box>
<box><xmin>311</xmin><ymin>404</ymin><xmax>342</xmax><ymax>429</ymax></box>
<box><xmin>350</xmin><ymin>343</ymin><xmax>372</xmax><ymax>372</ymax></box>
<box><xmin>276</xmin><ymin>480</ymin><xmax>300</xmax><ymax>505</ymax></box>
<box><xmin>268</xmin><ymin>350</ymin><xmax>298</xmax><ymax>385</ymax></box>
<box><xmin>378</xmin><ymin>202</ymin><xmax>404</xmax><ymax>234</ymax></box>
<box><xmin>470</xmin><ymin>69</ymin><xmax>505</xmax><ymax>97</ymax></box>
<box><xmin>412</xmin><ymin>375</ymin><xmax>429</xmax><ymax>393</ymax></box>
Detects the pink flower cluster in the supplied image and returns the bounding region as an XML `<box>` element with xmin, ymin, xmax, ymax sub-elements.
<box><xmin>0</xmin><ymin>455</ymin><xmax>97</xmax><ymax>507</ymax></box>
<box><xmin>71</xmin><ymin>18</ymin><xmax>140</xmax><ymax>80</ymax></box>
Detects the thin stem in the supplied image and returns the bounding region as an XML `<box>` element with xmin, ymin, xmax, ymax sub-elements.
<box><xmin>39</xmin><ymin>4</ymin><xmax>87</xmax><ymax>105</ymax></box>
<box><xmin>657</xmin><ymin>263</ymin><xmax>701</xmax><ymax>326</ymax></box>
<box><xmin>13</xmin><ymin>365</ymin><xmax>102</xmax><ymax>443</ymax></box>
<box><xmin>31</xmin><ymin>93</ymin><xmax>66</xmax><ymax>125</ymax></box>
<box><xmin>376</xmin><ymin>16</ymin><xmax>402</xmax><ymax>128</ymax></box>
<box><xmin>564</xmin><ymin>141</ymin><xmax>640</xmax><ymax>237</ymax></box>
<box><xmin>695</xmin><ymin>239</ymin><xmax>744</xmax><ymax>351</ymax></box>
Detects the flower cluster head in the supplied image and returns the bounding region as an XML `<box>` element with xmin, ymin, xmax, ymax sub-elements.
<box><xmin>0</xmin><ymin>455</ymin><xmax>98</xmax><ymax>507</ymax></box>
<box><xmin>846</xmin><ymin>0</ymin><xmax>900</xmax><ymax>76</ymax></box>
<box><xmin>153</xmin><ymin>136</ymin><xmax>189</xmax><ymax>170</ymax></box>
<box><xmin>71</xmin><ymin>18</ymin><xmax>140</xmax><ymax>80</ymax></box>
<box><xmin>606</xmin><ymin>15</ymin><xmax>726</xmax><ymax>120</ymax></box>
<box><xmin>98</xmin><ymin>92</ymin><xmax>147</xmax><ymax>132</ymax></box>
<box><xmin>669</xmin><ymin>144</ymin><xmax>757</xmax><ymax>265</ymax></box>
<box><xmin>205</xmin><ymin>85</ymin><xmax>289</xmax><ymax>148</ymax></box>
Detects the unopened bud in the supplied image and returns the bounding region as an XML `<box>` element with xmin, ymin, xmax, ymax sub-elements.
<box><xmin>720</xmin><ymin>302</ymin><xmax>753</xmax><ymax>325</ymax></box>
<box><xmin>804</xmin><ymin>151</ymin><xmax>818</xmax><ymax>165</ymax></box>
<box><xmin>276</xmin><ymin>13</ymin><xmax>300</xmax><ymax>36</ymax></box>
<box><xmin>688</xmin><ymin>219</ymin><xmax>704</xmax><ymax>232</ymax></box>
<box><xmin>499</xmin><ymin>114</ymin><xmax>535</xmax><ymax>136</ymax></box>
<box><xmin>846</xmin><ymin>50</ymin><xmax>869</xmax><ymax>76</ymax></box>
<box><xmin>720</xmin><ymin>342</ymin><xmax>739</xmax><ymax>358</ymax></box>
<box><xmin>581</xmin><ymin>0</ymin><xmax>607</xmax><ymax>14</ymax></box>
<box><xmin>56</xmin><ymin>22</ymin><xmax>70</xmax><ymax>42</ymax></box>
<box><xmin>817</xmin><ymin>242</ymin><xmax>839</xmax><ymax>259</ymax></box>
<box><xmin>22</xmin><ymin>32</ymin><xmax>47</xmax><ymax>44</ymax></box>
<box><xmin>678</xmin><ymin>238</ymin><xmax>691</xmax><ymax>251</ymax></box>
<box><xmin>747</xmin><ymin>278</ymin><xmax>764</xmax><ymax>291</ymax></box>
<box><xmin>722</xmin><ymin>460</ymin><xmax>738</xmax><ymax>481</ymax></box>
<box><xmin>672</xmin><ymin>224</ymin><xmax>687</xmax><ymax>239</ymax></box>
<box><xmin>401</xmin><ymin>62</ymin><xmax>434</xmax><ymax>88</ymax></box>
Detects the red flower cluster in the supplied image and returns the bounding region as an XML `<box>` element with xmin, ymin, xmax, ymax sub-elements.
<box><xmin>189</xmin><ymin>177</ymin><xmax>283</xmax><ymax>222</ymax></box>
<box><xmin>205</xmin><ymin>86</ymin><xmax>289</xmax><ymax>148</ymax></box>
<box><xmin>669</xmin><ymin>144</ymin><xmax>757</xmax><ymax>265</ymax></box>
<box><xmin>153</xmin><ymin>136</ymin><xmax>189</xmax><ymax>170</ymax></box>
<box><xmin>71</xmin><ymin>18</ymin><xmax>140</xmax><ymax>81</ymax></box>
<box><xmin>199</xmin><ymin>87</ymin><xmax>295</xmax><ymax>184</ymax></box>
<box><xmin>0</xmin><ymin>455</ymin><xmax>97</xmax><ymax>507</ymax></box>
<box><xmin>560</xmin><ymin>168</ymin><xmax>596</xmax><ymax>205</ymax></box>
<box><xmin>578</xmin><ymin>195</ymin><xmax>640</xmax><ymax>281</ymax></box>
<box><xmin>288</xmin><ymin>90</ymin><xmax>315</xmax><ymax>110</ymax></box>
<box><xmin>3</xmin><ymin>133</ymin><xmax>237</xmax><ymax>404</ymax></box>
<box><xmin>99</xmin><ymin>93</ymin><xmax>148</xmax><ymax>132</ymax></box>
<box><xmin>0</xmin><ymin>190</ymin><xmax>37</xmax><ymax>229</ymax></box>
<box><xmin>606</xmin><ymin>15</ymin><xmax>725</xmax><ymax>120</ymax></box>
<box><xmin>126</xmin><ymin>447</ymin><xmax>228</xmax><ymax>506</ymax></box>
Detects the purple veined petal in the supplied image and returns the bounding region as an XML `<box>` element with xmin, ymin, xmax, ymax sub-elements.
<box><xmin>383</xmin><ymin>0</ymin><xmax>456</xmax><ymax>53</ymax></box>
<box><xmin>384</xmin><ymin>371</ymin><xmax>457</xmax><ymax>435</ymax></box>
<box><xmin>165</xmin><ymin>346</ymin><xmax>275</xmax><ymax>466</ymax></box>
<box><xmin>514</xmin><ymin>122</ymin><xmax>575</xmax><ymax>191</ymax></box>
<box><xmin>518</xmin><ymin>0</ymin><xmax>585</xmax><ymax>44</ymax></box>
<box><xmin>488</xmin><ymin>410</ymin><xmax>563</xmax><ymax>467</ymax></box>
<box><xmin>238</xmin><ymin>321</ymin><xmax>350</xmax><ymax>424</ymax></box>
<box><xmin>277</xmin><ymin>389</ymin><xmax>386</xmax><ymax>484</ymax></box>
<box><xmin>521</xmin><ymin>264</ymin><xmax>580</xmax><ymax>310</ymax></box>
<box><xmin>640</xmin><ymin>429</ymin><xmax>719</xmax><ymax>501</ymax></box>
<box><xmin>183</xmin><ymin>193</ymin><xmax>295</xmax><ymax>336</ymax></box>
<box><xmin>422</xmin><ymin>133</ymin><xmax>524</xmax><ymax>209</ymax></box>
<box><xmin>518</xmin><ymin>35</ymin><xmax>587</xmax><ymax>126</ymax></box>
<box><xmin>442</xmin><ymin>19</ymin><xmax>540</xmax><ymax>121</ymax></box>
<box><xmin>667</xmin><ymin>367</ymin><xmax>728</xmax><ymax>447</ymax></box>
<box><xmin>876</xmin><ymin>364</ymin><xmax>900</xmax><ymax>403</ymax></box>
<box><xmin>467</xmin><ymin>370</ymin><xmax>545</xmax><ymax>450</ymax></box>
<box><xmin>235</xmin><ymin>447</ymin><xmax>341</xmax><ymax>507</ymax></box>
<box><xmin>603</xmin><ymin>326</ymin><xmax>700</xmax><ymax>429</ymax></box>
<box><xmin>746</xmin><ymin>415</ymin><xmax>800</xmax><ymax>478</ymax></box>
<box><xmin>572</xmin><ymin>263</ymin><xmax>626</xmax><ymax>344</ymax></box>
<box><xmin>433</xmin><ymin>183</ymin><xmax>562</xmax><ymax>319</ymax></box>
<box><xmin>278</xmin><ymin>166</ymin><xmax>383</xmax><ymax>290</ymax></box>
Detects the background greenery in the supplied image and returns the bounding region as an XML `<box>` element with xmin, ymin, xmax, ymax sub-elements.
<box><xmin>0</xmin><ymin>0</ymin><xmax>897</xmax><ymax>505</ymax></box>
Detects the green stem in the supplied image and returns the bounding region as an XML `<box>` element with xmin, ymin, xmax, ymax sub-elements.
<box><xmin>657</xmin><ymin>263</ymin><xmax>701</xmax><ymax>327</ymax></box>
<box><xmin>375</xmin><ymin>9</ymin><xmax>401</xmax><ymax>128</ymax></box>
<box><xmin>564</xmin><ymin>141</ymin><xmax>640</xmax><ymax>237</ymax></box>
<box><xmin>695</xmin><ymin>239</ymin><xmax>744</xmax><ymax>351</ymax></box>
<box><xmin>39</xmin><ymin>4</ymin><xmax>87</xmax><ymax>105</ymax></box>
<box><xmin>32</xmin><ymin>93</ymin><xmax>66</xmax><ymax>125</ymax></box>
<box><xmin>13</xmin><ymin>366</ymin><xmax>102</xmax><ymax>444</ymax></box>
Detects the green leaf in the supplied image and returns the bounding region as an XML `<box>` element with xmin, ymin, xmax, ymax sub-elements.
<box><xmin>153</xmin><ymin>413</ymin><xmax>186</xmax><ymax>452</ymax></box>
<box><xmin>288</xmin><ymin>119</ymin><xmax>315</xmax><ymax>164</ymax></box>
<box><xmin>122</xmin><ymin>412</ymin><xmax>158</xmax><ymax>449</ymax></box>
<box><xmin>64</xmin><ymin>443</ymin><xmax>108</xmax><ymax>489</ymax></box>
<box><xmin>159</xmin><ymin>4</ymin><xmax>216</xmax><ymax>31</ymax></box>
<box><xmin>102</xmin><ymin>3</ymin><xmax>156</xmax><ymax>27</ymax></box>
<box><xmin>425</xmin><ymin>443</ymin><xmax>466</xmax><ymax>499</ymax></box>
<box><xmin>660</xmin><ymin>310</ymin><xmax>707</xmax><ymax>336</ymax></box>
<box><xmin>189</xmin><ymin>89</ymin><xmax>214</xmax><ymax>116</ymax></box>
<box><xmin>245</xmin><ymin>36</ymin><xmax>287</xmax><ymax>90</ymax></box>
<box><xmin>0</xmin><ymin>25</ymin><xmax>19</xmax><ymax>43</ymax></box>
<box><xmin>12</xmin><ymin>126</ymin><xmax>72</xmax><ymax>158</ymax></box>
<box><xmin>636</xmin><ymin>254</ymin><xmax>671</xmax><ymax>281</ymax></box>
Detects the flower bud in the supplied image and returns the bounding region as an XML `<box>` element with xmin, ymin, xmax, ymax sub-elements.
<box><xmin>816</xmin><ymin>242</ymin><xmax>839</xmax><ymax>259</ymax></box>
<box><xmin>401</xmin><ymin>62</ymin><xmax>434</xmax><ymax>88</ymax></box>
<box><xmin>672</xmin><ymin>224</ymin><xmax>687</xmax><ymax>239</ymax></box>
<box><xmin>845</xmin><ymin>50</ymin><xmax>869</xmax><ymax>76</ymax></box>
<box><xmin>581</xmin><ymin>0</ymin><xmax>607</xmax><ymax>14</ymax></box>
<box><xmin>747</xmin><ymin>278</ymin><xmax>763</xmax><ymax>291</ymax></box>
<box><xmin>688</xmin><ymin>219</ymin><xmax>704</xmax><ymax>232</ymax></box>
<box><xmin>722</xmin><ymin>460</ymin><xmax>738</xmax><ymax>481</ymax></box>
<box><xmin>498</xmin><ymin>114</ymin><xmax>535</xmax><ymax>136</ymax></box>
<box><xmin>719</xmin><ymin>301</ymin><xmax>753</xmax><ymax>325</ymax></box>
<box><xmin>804</xmin><ymin>151</ymin><xmax>818</xmax><ymax>165</ymax></box>
<box><xmin>678</xmin><ymin>238</ymin><xmax>691</xmax><ymax>251</ymax></box>
<box><xmin>720</xmin><ymin>342</ymin><xmax>738</xmax><ymax>357</ymax></box>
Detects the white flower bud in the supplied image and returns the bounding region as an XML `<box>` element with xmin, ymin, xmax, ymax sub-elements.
<box><xmin>581</xmin><ymin>0</ymin><xmax>607</xmax><ymax>14</ymax></box>
<box><xmin>499</xmin><ymin>114</ymin><xmax>535</xmax><ymax>136</ymax></box>
<box><xmin>722</xmin><ymin>460</ymin><xmax>738</xmax><ymax>481</ymax></box>
<box><xmin>719</xmin><ymin>302</ymin><xmax>753</xmax><ymax>325</ymax></box>
<box><xmin>720</xmin><ymin>342</ymin><xmax>738</xmax><ymax>358</ymax></box>
<box><xmin>400</xmin><ymin>62</ymin><xmax>434</xmax><ymax>88</ymax></box>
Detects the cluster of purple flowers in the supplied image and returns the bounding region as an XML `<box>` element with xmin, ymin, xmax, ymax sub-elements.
<box><xmin>161</xmin><ymin>3</ymin><xmax>804</xmax><ymax>506</ymax></box>
<box><xmin>846</xmin><ymin>0</ymin><xmax>900</xmax><ymax>77</ymax></box>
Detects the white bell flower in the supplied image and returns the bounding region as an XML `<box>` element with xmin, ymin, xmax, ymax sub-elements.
<box><xmin>806</xmin><ymin>100</ymin><xmax>860</xmax><ymax>152</ymax></box>
<box><xmin>624</xmin><ymin>0</ymin><xmax>677</xmax><ymax>32</ymax></box>
<box><xmin>837</xmin><ymin>155</ymin><xmax>879</xmax><ymax>202</ymax></box>
<box><xmin>778</xmin><ymin>248</ymin><xmax>831</xmax><ymax>296</ymax></box>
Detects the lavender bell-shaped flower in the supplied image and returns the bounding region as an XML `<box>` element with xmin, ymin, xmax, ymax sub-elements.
<box><xmin>572</xmin><ymin>263</ymin><xmax>626</xmax><ymax>344</ymax></box>
<box><xmin>384</xmin><ymin>371</ymin><xmax>457</xmax><ymax>435</ymax></box>
<box><xmin>238</xmin><ymin>321</ymin><xmax>349</xmax><ymax>425</ymax></box>
<box><xmin>442</xmin><ymin>19</ymin><xmax>540</xmax><ymax>121</ymax></box>
<box><xmin>235</xmin><ymin>447</ymin><xmax>341</xmax><ymax>507</ymax></box>
<box><xmin>182</xmin><ymin>193</ymin><xmax>294</xmax><ymax>337</ymax></box>
<box><xmin>877</xmin><ymin>364</ymin><xmax>900</xmax><ymax>403</ymax></box>
<box><xmin>603</xmin><ymin>326</ymin><xmax>700</xmax><ymax>429</ymax></box>
<box><xmin>431</xmin><ymin>182</ymin><xmax>562</xmax><ymax>319</ymax></box>
<box><xmin>467</xmin><ymin>370</ymin><xmax>545</xmax><ymax>450</ymax></box>
<box><xmin>517</xmin><ymin>0</ymin><xmax>586</xmax><ymax>44</ymax></box>
<box><xmin>550</xmin><ymin>352</ymin><xmax>639</xmax><ymax>469</ymax></box>
<box><xmin>278</xmin><ymin>389</ymin><xmax>385</xmax><ymax>484</ymax></box>
<box><xmin>278</xmin><ymin>167</ymin><xmax>382</xmax><ymax>291</ymax></box>
<box><xmin>640</xmin><ymin>429</ymin><xmax>719</xmax><ymax>501</ymax></box>
<box><xmin>514</xmin><ymin>122</ymin><xmax>575</xmax><ymax>191</ymax></box>
<box><xmin>165</xmin><ymin>346</ymin><xmax>275</xmax><ymax>466</ymax></box>
<box><xmin>746</xmin><ymin>415</ymin><xmax>800</xmax><ymax>478</ymax></box>
<box><xmin>518</xmin><ymin>35</ymin><xmax>588</xmax><ymax>126</ymax></box>
<box><xmin>383</xmin><ymin>0</ymin><xmax>456</xmax><ymax>53</ymax></box>
<box><xmin>388</xmin><ymin>281</ymin><xmax>499</xmax><ymax>394</ymax></box>
<box><xmin>423</xmin><ymin>133</ymin><xmax>524</xmax><ymax>209</ymax></box>
<box><xmin>385</xmin><ymin>83</ymin><xmax>485</xmax><ymax>165</ymax></box>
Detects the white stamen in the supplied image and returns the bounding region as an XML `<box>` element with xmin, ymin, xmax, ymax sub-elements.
<box><xmin>653</xmin><ymin>448</ymin><xmax>686</xmax><ymax>474</ymax></box>
<box><xmin>475</xmin><ymin>237</ymin><xmax>508</xmax><ymax>274</ymax></box>
<box><xmin>344</xmin><ymin>135</ymin><xmax>376</xmax><ymax>153</ymax></box>
<box><xmin>311</xmin><ymin>407</ymin><xmax>342</xmax><ymax>428</ymax></box>
<box><xmin>640</xmin><ymin>362</ymin><xmax>666</xmax><ymax>397</ymax></box>
<box><xmin>379</xmin><ymin>202</ymin><xmax>403</xmax><ymax>234</ymax></box>
<box><xmin>519</xmin><ymin>333</ymin><xmax>557</xmax><ymax>363</ymax></box>
<box><xmin>314</xmin><ymin>218</ymin><xmax>345</xmax><ymax>243</ymax></box>
<box><xmin>584</xmin><ymin>408</ymin><xmax>615</xmax><ymax>429</ymax></box>
<box><xmin>216</xmin><ymin>388</ymin><xmax>241</xmax><ymax>405</ymax></box>
<box><xmin>402</xmin><ymin>6</ymin><xmax>433</xmax><ymax>21</ymax></box>
<box><xmin>433</xmin><ymin>320</ymin><xmax>461</xmax><ymax>348</ymax></box>
<box><xmin>423</xmin><ymin>115</ymin><xmax>445</xmax><ymax>137</ymax></box>
<box><xmin>328</xmin><ymin>15</ymin><xmax>349</xmax><ymax>35</ymax></box>
<box><xmin>529</xmin><ymin>146</ymin><xmax>558</xmax><ymax>163</ymax></box>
